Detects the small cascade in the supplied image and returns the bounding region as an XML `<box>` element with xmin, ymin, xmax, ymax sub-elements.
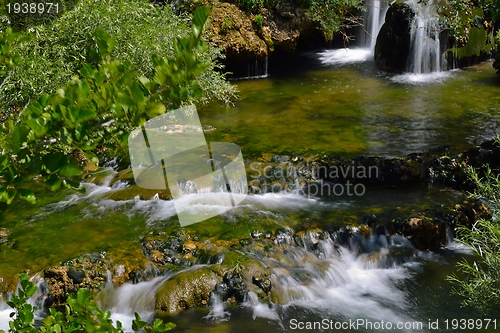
<box><xmin>362</xmin><ymin>0</ymin><xmax>389</xmax><ymax>51</ymax></box>
<box><xmin>203</xmin><ymin>292</ymin><xmax>230</xmax><ymax>322</ymax></box>
<box><xmin>320</xmin><ymin>0</ymin><xmax>388</xmax><ymax>65</ymax></box>
<box><xmin>99</xmin><ymin>276</ymin><xmax>168</xmax><ymax>331</ymax></box>
<box><xmin>246</xmin><ymin>57</ymin><xmax>268</xmax><ymax>79</ymax></box>
<box><xmin>0</xmin><ymin>276</ymin><xmax>48</xmax><ymax>331</ymax></box>
<box><xmin>407</xmin><ymin>0</ymin><xmax>444</xmax><ymax>74</ymax></box>
<box><xmin>226</xmin><ymin>57</ymin><xmax>269</xmax><ymax>80</ymax></box>
<box><xmin>0</xmin><ymin>298</ymin><xmax>12</xmax><ymax>332</ymax></box>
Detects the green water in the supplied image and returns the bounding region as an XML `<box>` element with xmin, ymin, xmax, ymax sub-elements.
<box><xmin>1</xmin><ymin>55</ymin><xmax>499</xmax><ymax>332</ymax></box>
<box><xmin>200</xmin><ymin>59</ymin><xmax>500</xmax><ymax>158</ymax></box>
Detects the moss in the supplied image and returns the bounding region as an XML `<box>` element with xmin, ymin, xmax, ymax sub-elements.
<box><xmin>155</xmin><ymin>268</ymin><xmax>221</xmax><ymax>315</ymax></box>
<box><xmin>452</xmin><ymin>27</ymin><xmax>489</xmax><ymax>59</ymax></box>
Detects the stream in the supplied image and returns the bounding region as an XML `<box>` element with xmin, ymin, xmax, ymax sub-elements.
<box><xmin>0</xmin><ymin>44</ymin><xmax>499</xmax><ymax>332</ymax></box>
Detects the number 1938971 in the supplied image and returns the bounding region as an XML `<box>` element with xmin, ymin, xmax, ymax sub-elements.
<box><xmin>6</xmin><ymin>2</ymin><xmax>59</xmax><ymax>14</ymax></box>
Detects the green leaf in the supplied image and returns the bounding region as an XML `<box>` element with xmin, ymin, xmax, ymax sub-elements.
<box><xmin>26</xmin><ymin>117</ymin><xmax>48</xmax><ymax>137</ymax></box>
<box><xmin>38</xmin><ymin>94</ymin><xmax>50</xmax><ymax>108</ymax></box>
<box><xmin>18</xmin><ymin>189</ymin><xmax>36</xmax><ymax>204</ymax></box>
<box><xmin>59</xmin><ymin>162</ymin><xmax>83</xmax><ymax>178</ymax></box>
<box><xmin>131</xmin><ymin>81</ymin><xmax>145</xmax><ymax>104</ymax></box>
<box><xmin>63</xmin><ymin>179</ymin><xmax>83</xmax><ymax>191</ymax></box>
<box><xmin>42</xmin><ymin>152</ymin><xmax>68</xmax><ymax>174</ymax></box>
<box><xmin>83</xmin><ymin>152</ymin><xmax>99</xmax><ymax>165</ymax></box>
<box><xmin>3</xmin><ymin>189</ymin><xmax>16</xmax><ymax>204</ymax></box>
<box><xmin>76</xmin><ymin>288</ymin><xmax>89</xmax><ymax>305</ymax></box>
<box><xmin>146</xmin><ymin>102</ymin><xmax>166</xmax><ymax>117</ymax></box>
<box><xmin>76</xmin><ymin>108</ymin><xmax>96</xmax><ymax>123</ymax></box>
<box><xmin>11</xmin><ymin>125</ymin><xmax>30</xmax><ymax>154</ymax></box>
<box><xmin>45</xmin><ymin>174</ymin><xmax>61</xmax><ymax>191</ymax></box>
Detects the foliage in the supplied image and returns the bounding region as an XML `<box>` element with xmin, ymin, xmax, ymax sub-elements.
<box><xmin>240</xmin><ymin>0</ymin><xmax>266</xmax><ymax>13</ymax></box>
<box><xmin>1</xmin><ymin>273</ymin><xmax>175</xmax><ymax>332</ymax></box>
<box><xmin>304</xmin><ymin>0</ymin><xmax>364</xmax><ymax>41</ymax></box>
<box><xmin>0</xmin><ymin>6</ymin><xmax>213</xmax><ymax>206</ymax></box>
<box><xmin>439</xmin><ymin>0</ymin><xmax>500</xmax><ymax>46</ymax></box>
<box><xmin>447</xmin><ymin>163</ymin><xmax>500</xmax><ymax>314</ymax></box>
<box><xmin>254</xmin><ymin>14</ymin><xmax>264</xmax><ymax>28</ymax></box>
<box><xmin>0</xmin><ymin>0</ymin><xmax>235</xmax><ymax>119</ymax></box>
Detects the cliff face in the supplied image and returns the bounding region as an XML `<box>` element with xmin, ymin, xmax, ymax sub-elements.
<box><xmin>207</xmin><ymin>1</ymin><xmax>319</xmax><ymax>61</ymax></box>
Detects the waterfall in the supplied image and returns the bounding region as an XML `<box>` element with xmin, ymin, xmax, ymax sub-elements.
<box><xmin>407</xmin><ymin>0</ymin><xmax>444</xmax><ymax>73</ymax></box>
<box><xmin>246</xmin><ymin>57</ymin><xmax>268</xmax><ymax>79</ymax></box>
<box><xmin>319</xmin><ymin>0</ymin><xmax>388</xmax><ymax>65</ymax></box>
<box><xmin>226</xmin><ymin>57</ymin><xmax>269</xmax><ymax>80</ymax></box>
<box><xmin>362</xmin><ymin>0</ymin><xmax>388</xmax><ymax>51</ymax></box>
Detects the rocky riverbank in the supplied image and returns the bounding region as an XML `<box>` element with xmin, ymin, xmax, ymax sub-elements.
<box><xmin>1</xmin><ymin>141</ymin><xmax>498</xmax><ymax>316</ymax></box>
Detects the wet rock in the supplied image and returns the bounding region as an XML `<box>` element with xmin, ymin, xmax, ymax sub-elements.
<box><xmin>44</xmin><ymin>253</ymin><xmax>108</xmax><ymax>305</ymax></box>
<box><xmin>67</xmin><ymin>268</ymin><xmax>85</xmax><ymax>285</ymax></box>
<box><xmin>0</xmin><ymin>228</ymin><xmax>10</xmax><ymax>244</ymax></box>
<box><xmin>403</xmin><ymin>217</ymin><xmax>447</xmax><ymax>250</ymax></box>
<box><xmin>251</xmin><ymin>230</ymin><xmax>263</xmax><ymax>239</ymax></box>
<box><xmin>252</xmin><ymin>274</ymin><xmax>272</xmax><ymax>293</ymax></box>
<box><xmin>454</xmin><ymin>198</ymin><xmax>492</xmax><ymax>229</ymax></box>
<box><xmin>208</xmin><ymin>3</ymin><xmax>268</xmax><ymax>60</ymax></box>
<box><xmin>155</xmin><ymin>268</ymin><xmax>220</xmax><ymax>315</ymax></box>
<box><xmin>223</xmin><ymin>271</ymin><xmax>247</xmax><ymax>302</ymax></box>
<box><xmin>274</xmin><ymin>227</ymin><xmax>294</xmax><ymax>245</ymax></box>
<box><xmin>239</xmin><ymin>238</ymin><xmax>252</xmax><ymax>246</ymax></box>
<box><xmin>374</xmin><ymin>3</ymin><xmax>415</xmax><ymax>73</ymax></box>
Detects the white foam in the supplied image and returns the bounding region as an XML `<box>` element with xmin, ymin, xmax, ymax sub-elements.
<box><xmin>0</xmin><ymin>306</ymin><xmax>13</xmax><ymax>331</ymax></box>
<box><xmin>391</xmin><ymin>70</ymin><xmax>456</xmax><ymax>84</ymax></box>
<box><xmin>318</xmin><ymin>48</ymin><xmax>373</xmax><ymax>65</ymax></box>
<box><xmin>444</xmin><ymin>241</ymin><xmax>473</xmax><ymax>254</ymax></box>
<box><xmin>104</xmin><ymin>276</ymin><xmax>168</xmax><ymax>331</ymax></box>
<box><xmin>203</xmin><ymin>293</ymin><xmax>230</xmax><ymax>322</ymax></box>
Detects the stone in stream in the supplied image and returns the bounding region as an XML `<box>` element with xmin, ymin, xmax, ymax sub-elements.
<box><xmin>252</xmin><ymin>274</ymin><xmax>272</xmax><ymax>294</ymax></box>
<box><xmin>0</xmin><ymin>228</ymin><xmax>10</xmax><ymax>244</ymax></box>
<box><xmin>223</xmin><ymin>271</ymin><xmax>247</xmax><ymax>302</ymax></box>
<box><xmin>155</xmin><ymin>268</ymin><xmax>221</xmax><ymax>315</ymax></box>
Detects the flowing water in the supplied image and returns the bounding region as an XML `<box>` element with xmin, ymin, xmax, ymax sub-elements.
<box><xmin>1</xmin><ymin>6</ymin><xmax>500</xmax><ymax>330</ymax></box>
<box><xmin>407</xmin><ymin>0</ymin><xmax>444</xmax><ymax>74</ymax></box>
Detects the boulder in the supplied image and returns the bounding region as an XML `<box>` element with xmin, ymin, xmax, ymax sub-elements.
<box><xmin>155</xmin><ymin>268</ymin><xmax>220</xmax><ymax>315</ymax></box>
<box><xmin>374</xmin><ymin>3</ymin><xmax>415</xmax><ymax>73</ymax></box>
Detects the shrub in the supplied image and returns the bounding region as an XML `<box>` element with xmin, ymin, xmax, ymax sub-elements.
<box><xmin>254</xmin><ymin>14</ymin><xmax>263</xmax><ymax>28</ymax></box>
<box><xmin>1</xmin><ymin>273</ymin><xmax>175</xmax><ymax>332</ymax></box>
<box><xmin>447</xmin><ymin>159</ymin><xmax>500</xmax><ymax>314</ymax></box>
<box><xmin>240</xmin><ymin>0</ymin><xmax>265</xmax><ymax>13</ymax></box>
<box><xmin>305</xmin><ymin>0</ymin><xmax>364</xmax><ymax>41</ymax></box>
<box><xmin>0</xmin><ymin>7</ymin><xmax>215</xmax><ymax>205</ymax></box>
<box><xmin>0</xmin><ymin>0</ymin><xmax>236</xmax><ymax>118</ymax></box>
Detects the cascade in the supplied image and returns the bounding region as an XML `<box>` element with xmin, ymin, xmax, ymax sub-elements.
<box><xmin>225</xmin><ymin>57</ymin><xmax>269</xmax><ymax>80</ymax></box>
<box><xmin>362</xmin><ymin>0</ymin><xmax>389</xmax><ymax>51</ymax></box>
<box><xmin>406</xmin><ymin>0</ymin><xmax>444</xmax><ymax>73</ymax></box>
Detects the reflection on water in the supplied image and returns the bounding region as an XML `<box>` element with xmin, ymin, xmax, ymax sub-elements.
<box><xmin>200</xmin><ymin>57</ymin><xmax>500</xmax><ymax>158</ymax></box>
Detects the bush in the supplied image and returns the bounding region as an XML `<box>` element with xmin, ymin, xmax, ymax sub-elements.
<box><xmin>305</xmin><ymin>0</ymin><xmax>364</xmax><ymax>41</ymax></box>
<box><xmin>0</xmin><ymin>0</ymin><xmax>236</xmax><ymax>118</ymax></box>
<box><xmin>240</xmin><ymin>0</ymin><xmax>265</xmax><ymax>13</ymax></box>
<box><xmin>254</xmin><ymin>14</ymin><xmax>263</xmax><ymax>28</ymax></box>
<box><xmin>0</xmin><ymin>7</ymin><xmax>215</xmax><ymax>205</ymax></box>
<box><xmin>447</xmin><ymin>161</ymin><xmax>500</xmax><ymax>314</ymax></box>
<box><xmin>1</xmin><ymin>273</ymin><xmax>175</xmax><ymax>332</ymax></box>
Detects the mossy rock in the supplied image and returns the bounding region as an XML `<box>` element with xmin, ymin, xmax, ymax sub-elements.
<box><xmin>155</xmin><ymin>268</ymin><xmax>221</xmax><ymax>315</ymax></box>
<box><xmin>208</xmin><ymin>2</ymin><xmax>268</xmax><ymax>59</ymax></box>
